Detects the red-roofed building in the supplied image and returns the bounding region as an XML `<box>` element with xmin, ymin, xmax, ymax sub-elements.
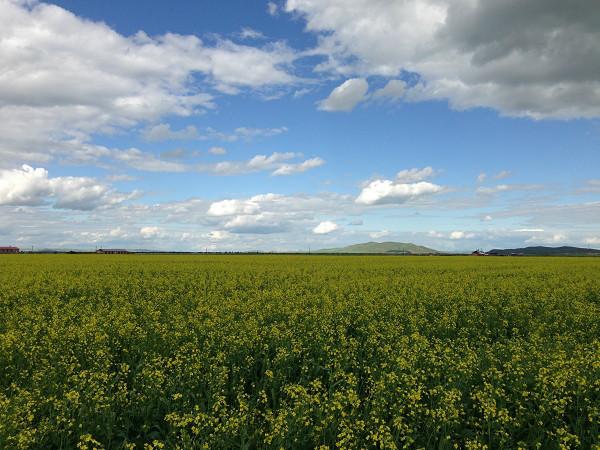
<box><xmin>0</xmin><ymin>246</ymin><xmax>19</xmax><ymax>254</ymax></box>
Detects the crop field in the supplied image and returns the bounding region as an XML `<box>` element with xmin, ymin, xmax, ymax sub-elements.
<box><xmin>0</xmin><ymin>255</ymin><xmax>599</xmax><ymax>449</ymax></box>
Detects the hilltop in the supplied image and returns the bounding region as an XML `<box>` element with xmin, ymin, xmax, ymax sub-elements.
<box><xmin>317</xmin><ymin>241</ymin><xmax>438</xmax><ymax>254</ymax></box>
<box><xmin>488</xmin><ymin>246</ymin><xmax>600</xmax><ymax>256</ymax></box>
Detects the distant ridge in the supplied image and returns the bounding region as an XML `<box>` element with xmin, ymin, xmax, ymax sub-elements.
<box><xmin>317</xmin><ymin>241</ymin><xmax>439</xmax><ymax>254</ymax></box>
<box><xmin>488</xmin><ymin>246</ymin><xmax>600</xmax><ymax>256</ymax></box>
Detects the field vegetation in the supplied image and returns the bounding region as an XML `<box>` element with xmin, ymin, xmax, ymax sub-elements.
<box><xmin>0</xmin><ymin>255</ymin><xmax>599</xmax><ymax>449</ymax></box>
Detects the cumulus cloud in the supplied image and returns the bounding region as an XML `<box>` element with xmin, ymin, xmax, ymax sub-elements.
<box><xmin>356</xmin><ymin>180</ymin><xmax>443</xmax><ymax>205</ymax></box>
<box><xmin>313</xmin><ymin>221</ymin><xmax>339</xmax><ymax>234</ymax></box>
<box><xmin>287</xmin><ymin>0</ymin><xmax>600</xmax><ymax>119</ymax></box>
<box><xmin>319</xmin><ymin>78</ymin><xmax>369</xmax><ymax>112</ymax></box>
<box><xmin>208</xmin><ymin>198</ymin><xmax>262</xmax><ymax>216</ymax></box>
<box><xmin>450</xmin><ymin>231</ymin><xmax>475</xmax><ymax>240</ymax></box>
<box><xmin>0</xmin><ymin>165</ymin><xmax>136</xmax><ymax>210</ymax></box>
<box><xmin>0</xmin><ymin>1</ymin><xmax>298</xmax><ymax>166</ymax></box>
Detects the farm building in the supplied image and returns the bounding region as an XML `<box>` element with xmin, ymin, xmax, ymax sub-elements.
<box><xmin>0</xmin><ymin>246</ymin><xmax>20</xmax><ymax>254</ymax></box>
<box><xmin>96</xmin><ymin>249</ymin><xmax>129</xmax><ymax>254</ymax></box>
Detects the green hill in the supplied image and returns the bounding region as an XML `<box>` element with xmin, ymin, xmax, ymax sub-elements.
<box><xmin>317</xmin><ymin>241</ymin><xmax>438</xmax><ymax>254</ymax></box>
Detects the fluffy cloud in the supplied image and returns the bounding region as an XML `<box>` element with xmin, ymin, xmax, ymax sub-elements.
<box><xmin>313</xmin><ymin>221</ymin><xmax>339</xmax><ymax>234</ymax></box>
<box><xmin>287</xmin><ymin>0</ymin><xmax>600</xmax><ymax>119</ymax></box>
<box><xmin>356</xmin><ymin>180</ymin><xmax>443</xmax><ymax>205</ymax></box>
<box><xmin>319</xmin><ymin>78</ymin><xmax>369</xmax><ymax>112</ymax></box>
<box><xmin>208</xmin><ymin>198</ymin><xmax>262</xmax><ymax>216</ymax></box>
<box><xmin>0</xmin><ymin>165</ymin><xmax>136</xmax><ymax>210</ymax></box>
<box><xmin>0</xmin><ymin>1</ymin><xmax>298</xmax><ymax>166</ymax></box>
<box><xmin>450</xmin><ymin>231</ymin><xmax>475</xmax><ymax>240</ymax></box>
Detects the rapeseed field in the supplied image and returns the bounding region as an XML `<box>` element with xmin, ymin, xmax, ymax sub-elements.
<box><xmin>0</xmin><ymin>255</ymin><xmax>599</xmax><ymax>449</ymax></box>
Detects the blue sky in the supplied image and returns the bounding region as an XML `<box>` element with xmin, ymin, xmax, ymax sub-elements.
<box><xmin>0</xmin><ymin>0</ymin><xmax>599</xmax><ymax>251</ymax></box>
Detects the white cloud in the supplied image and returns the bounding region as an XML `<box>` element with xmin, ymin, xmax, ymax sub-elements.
<box><xmin>225</xmin><ymin>214</ymin><xmax>288</xmax><ymax>234</ymax></box>
<box><xmin>205</xmin><ymin>230</ymin><xmax>232</xmax><ymax>241</ymax></box>
<box><xmin>0</xmin><ymin>165</ymin><xmax>136</xmax><ymax>210</ymax></box>
<box><xmin>526</xmin><ymin>233</ymin><xmax>567</xmax><ymax>244</ymax></box>
<box><xmin>395</xmin><ymin>166</ymin><xmax>435</xmax><ymax>183</ymax></box>
<box><xmin>372</xmin><ymin>80</ymin><xmax>406</xmax><ymax>101</ymax></box>
<box><xmin>140</xmin><ymin>226</ymin><xmax>162</xmax><ymax>238</ymax></box>
<box><xmin>238</xmin><ymin>27</ymin><xmax>265</xmax><ymax>40</ymax></box>
<box><xmin>356</xmin><ymin>180</ymin><xmax>443</xmax><ymax>205</ymax></box>
<box><xmin>482</xmin><ymin>215</ymin><xmax>493</xmax><ymax>221</ymax></box>
<box><xmin>199</xmin><ymin>152</ymin><xmax>322</xmax><ymax>176</ymax></box>
<box><xmin>0</xmin><ymin>1</ymin><xmax>298</xmax><ymax>167</ymax></box>
<box><xmin>476</xmin><ymin>183</ymin><xmax>542</xmax><ymax>195</ymax></box>
<box><xmin>287</xmin><ymin>0</ymin><xmax>600</xmax><ymax>119</ymax></box>
<box><xmin>271</xmin><ymin>157</ymin><xmax>325</xmax><ymax>176</ymax></box>
<box><xmin>369</xmin><ymin>230</ymin><xmax>390</xmax><ymax>239</ymax></box>
<box><xmin>208</xmin><ymin>198</ymin><xmax>261</xmax><ymax>216</ymax></box>
<box><xmin>313</xmin><ymin>221</ymin><xmax>339</xmax><ymax>234</ymax></box>
<box><xmin>318</xmin><ymin>78</ymin><xmax>369</xmax><ymax>112</ymax></box>
<box><xmin>450</xmin><ymin>231</ymin><xmax>475</xmax><ymax>240</ymax></box>
<box><xmin>477</xmin><ymin>173</ymin><xmax>487</xmax><ymax>183</ymax></box>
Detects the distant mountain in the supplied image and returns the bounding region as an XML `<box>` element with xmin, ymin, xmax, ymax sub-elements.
<box><xmin>317</xmin><ymin>241</ymin><xmax>439</xmax><ymax>254</ymax></box>
<box><xmin>488</xmin><ymin>246</ymin><xmax>600</xmax><ymax>256</ymax></box>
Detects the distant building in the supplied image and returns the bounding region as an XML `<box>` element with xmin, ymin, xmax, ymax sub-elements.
<box><xmin>96</xmin><ymin>248</ymin><xmax>129</xmax><ymax>254</ymax></box>
<box><xmin>0</xmin><ymin>246</ymin><xmax>19</xmax><ymax>254</ymax></box>
<box><xmin>471</xmin><ymin>249</ymin><xmax>488</xmax><ymax>256</ymax></box>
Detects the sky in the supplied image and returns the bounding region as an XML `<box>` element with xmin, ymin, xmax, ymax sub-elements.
<box><xmin>0</xmin><ymin>0</ymin><xmax>599</xmax><ymax>252</ymax></box>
